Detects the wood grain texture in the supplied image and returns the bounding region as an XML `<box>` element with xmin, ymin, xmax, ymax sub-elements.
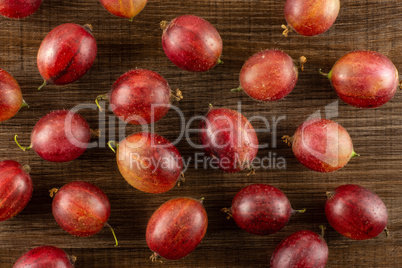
<box><xmin>0</xmin><ymin>0</ymin><xmax>401</xmax><ymax>267</ymax></box>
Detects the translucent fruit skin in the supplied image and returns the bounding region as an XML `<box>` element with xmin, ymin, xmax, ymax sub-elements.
<box><xmin>37</xmin><ymin>23</ymin><xmax>97</xmax><ymax>85</ymax></box>
<box><xmin>200</xmin><ymin>108</ymin><xmax>258</xmax><ymax>173</ymax></box>
<box><xmin>325</xmin><ymin>184</ymin><xmax>388</xmax><ymax>240</ymax></box>
<box><xmin>13</xmin><ymin>246</ymin><xmax>74</xmax><ymax>268</ymax></box>
<box><xmin>329</xmin><ymin>51</ymin><xmax>399</xmax><ymax>108</ymax></box>
<box><xmin>109</xmin><ymin>69</ymin><xmax>171</xmax><ymax>125</ymax></box>
<box><xmin>284</xmin><ymin>0</ymin><xmax>340</xmax><ymax>36</ymax></box>
<box><xmin>162</xmin><ymin>15</ymin><xmax>222</xmax><ymax>72</ymax></box>
<box><xmin>30</xmin><ymin>110</ymin><xmax>91</xmax><ymax>162</ymax></box>
<box><xmin>52</xmin><ymin>181</ymin><xmax>111</xmax><ymax>237</ymax></box>
<box><xmin>292</xmin><ymin>118</ymin><xmax>354</xmax><ymax>172</ymax></box>
<box><xmin>116</xmin><ymin>132</ymin><xmax>183</xmax><ymax>194</ymax></box>
<box><xmin>0</xmin><ymin>0</ymin><xmax>42</xmax><ymax>19</ymax></box>
<box><xmin>270</xmin><ymin>230</ymin><xmax>328</xmax><ymax>268</ymax></box>
<box><xmin>231</xmin><ymin>184</ymin><xmax>292</xmax><ymax>235</ymax></box>
<box><xmin>0</xmin><ymin>160</ymin><xmax>32</xmax><ymax>222</ymax></box>
<box><xmin>240</xmin><ymin>50</ymin><xmax>298</xmax><ymax>101</ymax></box>
<box><xmin>0</xmin><ymin>68</ymin><xmax>23</xmax><ymax>122</ymax></box>
<box><xmin>99</xmin><ymin>0</ymin><xmax>147</xmax><ymax>19</ymax></box>
<box><xmin>146</xmin><ymin>198</ymin><xmax>208</xmax><ymax>260</ymax></box>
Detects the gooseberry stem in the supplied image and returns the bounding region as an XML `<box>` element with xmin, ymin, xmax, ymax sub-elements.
<box><xmin>319</xmin><ymin>69</ymin><xmax>329</xmax><ymax>78</ymax></box>
<box><xmin>160</xmin><ymin>21</ymin><xmax>168</xmax><ymax>30</ymax></box>
<box><xmin>38</xmin><ymin>80</ymin><xmax>47</xmax><ymax>90</ymax></box>
<box><xmin>351</xmin><ymin>151</ymin><xmax>360</xmax><ymax>158</ymax></box>
<box><xmin>319</xmin><ymin>225</ymin><xmax>326</xmax><ymax>238</ymax></box>
<box><xmin>21</xmin><ymin>100</ymin><xmax>29</xmax><ymax>108</ymax></box>
<box><xmin>150</xmin><ymin>252</ymin><xmax>163</xmax><ymax>263</ymax></box>
<box><xmin>221</xmin><ymin>207</ymin><xmax>232</xmax><ymax>220</ymax></box>
<box><xmin>218</xmin><ymin>58</ymin><xmax>223</xmax><ymax>64</ymax></box>
<box><xmin>107</xmin><ymin>141</ymin><xmax>118</xmax><ymax>153</ymax></box>
<box><xmin>49</xmin><ymin>188</ymin><xmax>59</xmax><ymax>198</ymax></box>
<box><xmin>293</xmin><ymin>208</ymin><xmax>306</xmax><ymax>214</ymax></box>
<box><xmin>177</xmin><ymin>173</ymin><xmax>185</xmax><ymax>187</ymax></box>
<box><xmin>282</xmin><ymin>135</ymin><xmax>293</xmax><ymax>146</ymax></box>
<box><xmin>231</xmin><ymin>86</ymin><xmax>243</xmax><ymax>92</ymax></box>
<box><xmin>22</xmin><ymin>165</ymin><xmax>31</xmax><ymax>174</ymax></box>
<box><xmin>298</xmin><ymin>56</ymin><xmax>307</xmax><ymax>71</ymax></box>
<box><xmin>14</xmin><ymin>135</ymin><xmax>31</xmax><ymax>151</ymax></box>
<box><xmin>83</xmin><ymin>24</ymin><xmax>93</xmax><ymax>33</ymax></box>
<box><xmin>384</xmin><ymin>227</ymin><xmax>389</xmax><ymax>237</ymax></box>
<box><xmin>105</xmin><ymin>222</ymin><xmax>119</xmax><ymax>247</ymax></box>
<box><xmin>281</xmin><ymin>24</ymin><xmax>292</xmax><ymax>37</ymax></box>
<box><xmin>170</xmin><ymin>88</ymin><xmax>183</xmax><ymax>102</ymax></box>
<box><xmin>95</xmin><ymin>94</ymin><xmax>109</xmax><ymax>111</ymax></box>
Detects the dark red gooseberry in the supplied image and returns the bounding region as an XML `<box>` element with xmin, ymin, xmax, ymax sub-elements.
<box><xmin>0</xmin><ymin>0</ymin><xmax>42</xmax><ymax>19</ymax></box>
<box><xmin>270</xmin><ymin>228</ymin><xmax>329</xmax><ymax>268</ymax></box>
<box><xmin>13</xmin><ymin>246</ymin><xmax>75</xmax><ymax>268</ymax></box>
<box><xmin>233</xmin><ymin>50</ymin><xmax>306</xmax><ymax>101</ymax></box>
<box><xmin>15</xmin><ymin>110</ymin><xmax>91</xmax><ymax>162</ymax></box>
<box><xmin>325</xmin><ymin>184</ymin><xmax>388</xmax><ymax>240</ymax></box>
<box><xmin>283</xmin><ymin>118</ymin><xmax>358</xmax><ymax>172</ymax></box>
<box><xmin>146</xmin><ymin>197</ymin><xmax>208</xmax><ymax>261</ymax></box>
<box><xmin>283</xmin><ymin>0</ymin><xmax>340</xmax><ymax>37</ymax></box>
<box><xmin>96</xmin><ymin>69</ymin><xmax>182</xmax><ymax>125</ymax></box>
<box><xmin>111</xmin><ymin>132</ymin><xmax>183</xmax><ymax>194</ymax></box>
<box><xmin>161</xmin><ymin>15</ymin><xmax>223</xmax><ymax>72</ymax></box>
<box><xmin>200</xmin><ymin>107</ymin><xmax>258</xmax><ymax>173</ymax></box>
<box><xmin>0</xmin><ymin>68</ymin><xmax>27</xmax><ymax>122</ymax></box>
<box><xmin>0</xmin><ymin>160</ymin><xmax>32</xmax><ymax>222</ymax></box>
<box><xmin>222</xmin><ymin>184</ymin><xmax>305</xmax><ymax>235</ymax></box>
<box><xmin>51</xmin><ymin>181</ymin><xmax>118</xmax><ymax>245</ymax></box>
<box><xmin>99</xmin><ymin>0</ymin><xmax>147</xmax><ymax>20</ymax></box>
<box><xmin>37</xmin><ymin>23</ymin><xmax>97</xmax><ymax>89</ymax></box>
<box><xmin>321</xmin><ymin>50</ymin><xmax>400</xmax><ymax>108</ymax></box>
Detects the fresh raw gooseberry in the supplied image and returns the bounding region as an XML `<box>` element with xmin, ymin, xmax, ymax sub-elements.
<box><xmin>232</xmin><ymin>50</ymin><xmax>306</xmax><ymax>101</ymax></box>
<box><xmin>283</xmin><ymin>0</ymin><xmax>340</xmax><ymax>37</ymax></box>
<box><xmin>51</xmin><ymin>181</ymin><xmax>118</xmax><ymax>246</ymax></box>
<box><xmin>14</xmin><ymin>110</ymin><xmax>91</xmax><ymax>162</ymax></box>
<box><xmin>0</xmin><ymin>160</ymin><xmax>32</xmax><ymax>222</ymax></box>
<box><xmin>0</xmin><ymin>0</ymin><xmax>42</xmax><ymax>19</ymax></box>
<box><xmin>270</xmin><ymin>227</ymin><xmax>329</xmax><ymax>268</ymax></box>
<box><xmin>320</xmin><ymin>50</ymin><xmax>401</xmax><ymax>108</ymax></box>
<box><xmin>325</xmin><ymin>184</ymin><xmax>388</xmax><ymax>240</ymax></box>
<box><xmin>95</xmin><ymin>69</ymin><xmax>182</xmax><ymax>125</ymax></box>
<box><xmin>109</xmin><ymin>132</ymin><xmax>184</xmax><ymax>194</ymax></box>
<box><xmin>13</xmin><ymin>246</ymin><xmax>75</xmax><ymax>268</ymax></box>
<box><xmin>37</xmin><ymin>23</ymin><xmax>97</xmax><ymax>89</ymax></box>
<box><xmin>282</xmin><ymin>118</ymin><xmax>358</xmax><ymax>172</ymax></box>
<box><xmin>146</xmin><ymin>197</ymin><xmax>208</xmax><ymax>261</ymax></box>
<box><xmin>161</xmin><ymin>15</ymin><xmax>223</xmax><ymax>72</ymax></box>
<box><xmin>200</xmin><ymin>107</ymin><xmax>258</xmax><ymax>173</ymax></box>
<box><xmin>99</xmin><ymin>0</ymin><xmax>147</xmax><ymax>20</ymax></box>
<box><xmin>0</xmin><ymin>68</ymin><xmax>28</xmax><ymax>122</ymax></box>
<box><xmin>222</xmin><ymin>184</ymin><xmax>305</xmax><ymax>235</ymax></box>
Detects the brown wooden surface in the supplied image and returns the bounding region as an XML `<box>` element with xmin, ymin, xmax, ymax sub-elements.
<box><xmin>0</xmin><ymin>0</ymin><xmax>401</xmax><ymax>267</ymax></box>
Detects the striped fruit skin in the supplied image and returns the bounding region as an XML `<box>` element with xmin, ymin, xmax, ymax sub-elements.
<box><xmin>325</xmin><ymin>184</ymin><xmax>388</xmax><ymax>240</ymax></box>
<box><xmin>109</xmin><ymin>69</ymin><xmax>171</xmax><ymax>125</ymax></box>
<box><xmin>37</xmin><ymin>23</ymin><xmax>97</xmax><ymax>86</ymax></box>
<box><xmin>0</xmin><ymin>68</ymin><xmax>23</xmax><ymax>122</ymax></box>
<box><xmin>329</xmin><ymin>51</ymin><xmax>399</xmax><ymax>108</ymax></box>
<box><xmin>240</xmin><ymin>50</ymin><xmax>298</xmax><ymax>101</ymax></box>
<box><xmin>146</xmin><ymin>198</ymin><xmax>208</xmax><ymax>260</ymax></box>
<box><xmin>231</xmin><ymin>184</ymin><xmax>292</xmax><ymax>235</ymax></box>
<box><xmin>284</xmin><ymin>0</ymin><xmax>340</xmax><ymax>36</ymax></box>
<box><xmin>270</xmin><ymin>230</ymin><xmax>328</xmax><ymax>268</ymax></box>
<box><xmin>52</xmin><ymin>181</ymin><xmax>110</xmax><ymax>237</ymax></box>
<box><xmin>0</xmin><ymin>0</ymin><xmax>42</xmax><ymax>19</ymax></box>
<box><xmin>99</xmin><ymin>0</ymin><xmax>147</xmax><ymax>19</ymax></box>
<box><xmin>200</xmin><ymin>108</ymin><xmax>258</xmax><ymax>173</ymax></box>
<box><xmin>30</xmin><ymin>110</ymin><xmax>91</xmax><ymax>162</ymax></box>
<box><xmin>162</xmin><ymin>15</ymin><xmax>222</xmax><ymax>72</ymax></box>
<box><xmin>13</xmin><ymin>246</ymin><xmax>74</xmax><ymax>268</ymax></box>
<box><xmin>0</xmin><ymin>160</ymin><xmax>32</xmax><ymax>222</ymax></box>
<box><xmin>116</xmin><ymin>132</ymin><xmax>183</xmax><ymax>194</ymax></box>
